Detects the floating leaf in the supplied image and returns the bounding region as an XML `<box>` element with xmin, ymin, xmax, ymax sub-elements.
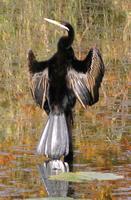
<box><xmin>49</xmin><ymin>171</ymin><xmax>124</xmax><ymax>182</ymax></box>
<box><xmin>43</xmin><ymin>198</ymin><xmax>74</xmax><ymax>200</ymax></box>
<box><xmin>26</xmin><ymin>197</ymin><xmax>75</xmax><ymax>200</ymax></box>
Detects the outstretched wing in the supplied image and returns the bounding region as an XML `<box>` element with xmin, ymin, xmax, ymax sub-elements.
<box><xmin>27</xmin><ymin>49</ymin><xmax>49</xmax><ymax>109</ymax></box>
<box><xmin>30</xmin><ymin>70</ymin><xmax>48</xmax><ymax>109</ymax></box>
<box><xmin>67</xmin><ymin>48</ymin><xmax>105</xmax><ymax>108</ymax></box>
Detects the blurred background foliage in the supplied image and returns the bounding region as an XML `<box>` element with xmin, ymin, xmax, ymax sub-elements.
<box><xmin>0</xmin><ymin>0</ymin><xmax>130</xmax><ymax>142</ymax></box>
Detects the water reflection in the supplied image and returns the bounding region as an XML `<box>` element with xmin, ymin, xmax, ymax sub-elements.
<box><xmin>38</xmin><ymin>160</ymin><xmax>69</xmax><ymax>198</ymax></box>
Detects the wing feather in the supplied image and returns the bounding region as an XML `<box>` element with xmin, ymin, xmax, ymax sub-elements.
<box><xmin>27</xmin><ymin>49</ymin><xmax>49</xmax><ymax>109</ymax></box>
<box><xmin>87</xmin><ymin>48</ymin><xmax>105</xmax><ymax>103</ymax></box>
<box><xmin>67</xmin><ymin>48</ymin><xmax>105</xmax><ymax>108</ymax></box>
<box><xmin>30</xmin><ymin>69</ymin><xmax>48</xmax><ymax>109</ymax></box>
<box><xmin>67</xmin><ymin>69</ymin><xmax>92</xmax><ymax>108</ymax></box>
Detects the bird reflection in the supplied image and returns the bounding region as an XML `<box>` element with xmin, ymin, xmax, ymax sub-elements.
<box><xmin>38</xmin><ymin>160</ymin><xmax>70</xmax><ymax>197</ymax></box>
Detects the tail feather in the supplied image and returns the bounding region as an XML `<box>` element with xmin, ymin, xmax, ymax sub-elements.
<box><xmin>37</xmin><ymin>113</ymin><xmax>69</xmax><ymax>159</ymax></box>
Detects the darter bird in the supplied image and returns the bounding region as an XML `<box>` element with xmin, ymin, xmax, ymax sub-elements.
<box><xmin>27</xmin><ymin>18</ymin><xmax>105</xmax><ymax>160</ymax></box>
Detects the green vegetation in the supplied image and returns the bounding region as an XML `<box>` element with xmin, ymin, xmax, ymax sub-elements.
<box><xmin>49</xmin><ymin>171</ymin><xmax>124</xmax><ymax>182</ymax></box>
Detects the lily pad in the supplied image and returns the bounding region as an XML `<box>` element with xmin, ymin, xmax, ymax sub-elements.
<box><xmin>26</xmin><ymin>198</ymin><xmax>75</xmax><ymax>200</ymax></box>
<box><xmin>49</xmin><ymin>171</ymin><xmax>124</xmax><ymax>182</ymax></box>
<box><xmin>43</xmin><ymin>198</ymin><xmax>74</xmax><ymax>200</ymax></box>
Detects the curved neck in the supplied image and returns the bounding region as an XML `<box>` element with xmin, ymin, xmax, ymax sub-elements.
<box><xmin>58</xmin><ymin>23</ymin><xmax>74</xmax><ymax>50</ymax></box>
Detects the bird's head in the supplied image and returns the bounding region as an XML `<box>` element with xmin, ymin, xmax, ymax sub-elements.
<box><xmin>44</xmin><ymin>18</ymin><xmax>74</xmax><ymax>50</ymax></box>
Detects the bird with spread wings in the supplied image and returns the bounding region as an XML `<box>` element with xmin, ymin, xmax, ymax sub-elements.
<box><xmin>27</xmin><ymin>18</ymin><xmax>105</xmax><ymax>160</ymax></box>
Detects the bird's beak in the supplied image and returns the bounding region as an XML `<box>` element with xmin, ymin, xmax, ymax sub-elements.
<box><xmin>44</xmin><ymin>18</ymin><xmax>69</xmax><ymax>31</ymax></box>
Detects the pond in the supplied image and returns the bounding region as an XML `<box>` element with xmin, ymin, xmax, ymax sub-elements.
<box><xmin>0</xmin><ymin>0</ymin><xmax>130</xmax><ymax>199</ymax></box>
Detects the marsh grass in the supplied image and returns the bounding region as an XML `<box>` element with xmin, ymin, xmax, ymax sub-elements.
<box><xmin>0</xmin><ymin>0</ymin><xmax>130</xmax><ymax>146</ymax></box>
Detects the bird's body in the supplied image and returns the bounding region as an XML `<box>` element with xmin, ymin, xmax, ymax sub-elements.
<box><xmin>48</xmin><ymin>48</ymin><xmax>75</xmax><ymax>114</ymax></box>
<box><xmin>27</xmin><ymin>19</ymin><xmax>105</xmax><ymax>160</ymax></box>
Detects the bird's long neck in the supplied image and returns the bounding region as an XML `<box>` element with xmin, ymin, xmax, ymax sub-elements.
<box><xmin>58</xmin><ymin>23</ymin><xmax>74</xmax><ymax>50</ymax></box>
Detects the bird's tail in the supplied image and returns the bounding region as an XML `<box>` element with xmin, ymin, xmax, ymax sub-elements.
<box><xmin>37</xmin><ymin>113</ymin><xmax>69</xmax><ymax>159</ymax></box>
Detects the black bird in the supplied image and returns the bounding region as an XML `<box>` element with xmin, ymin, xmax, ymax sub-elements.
<box><xmin>27</xmin><ymin>18</ymin><xmax>105</xmax><ymax>160</ymax></box>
